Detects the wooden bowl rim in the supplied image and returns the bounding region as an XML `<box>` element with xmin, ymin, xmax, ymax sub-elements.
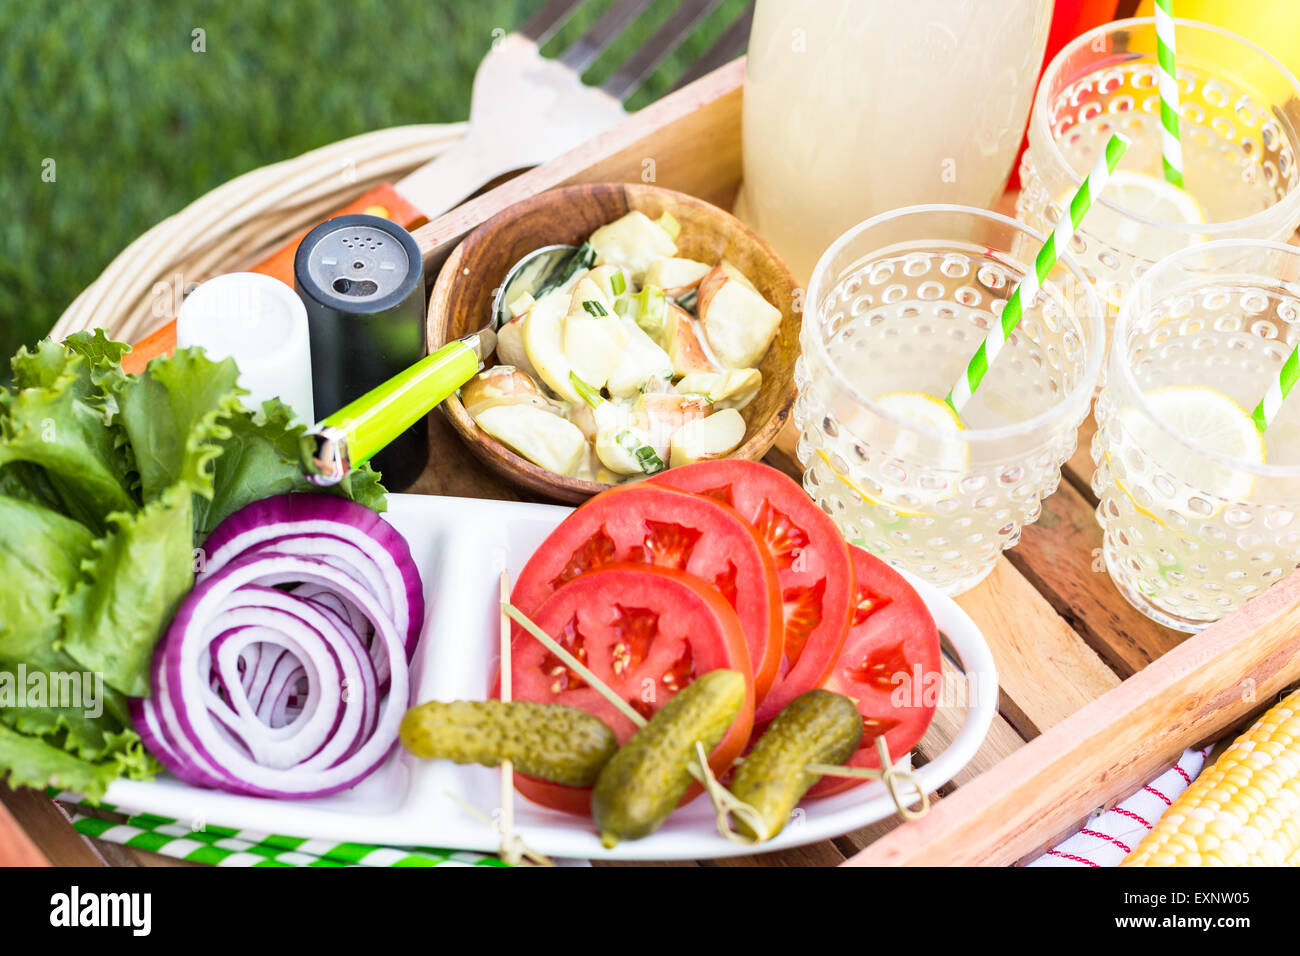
<box><xmin>427</xmin><ymin>181</ymin><xmax>799</xmax><ymax>501</ymax></box>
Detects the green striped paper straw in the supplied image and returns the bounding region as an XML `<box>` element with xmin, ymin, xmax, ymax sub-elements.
<box><xmin>946</xmin><ymin>132</ymin><xmax>1129</xmax><ymax>415</ymax></box>
<box><xmin>54</xmin><ymin>792</ymin><xmax>507</xmax><ymax>868</ymax></box>
<box><xmin>1251</xmin><ymin>345</ymin><xmax>1300</xmax><ymax>433</ymax></box>
<box><xmin>70</xmin><ymin>813</ymin><xmax>348</xmax><ymax>867</ymax></box>
<box><xmin>1155</xmin><ymin>0</ymin><xmax>1185</xmax><ymax>188</ymax></box>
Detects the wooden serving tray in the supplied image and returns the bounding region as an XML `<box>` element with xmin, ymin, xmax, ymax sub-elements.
<box><xmin>6</xmin><ymin>58</ymin><xmax>1300</xmax><ymax>868</ymax></box>
<box><xmin>412</xmin><ymin>59</ymin><xmax>1300</xmax><ymax>866</ymax></box>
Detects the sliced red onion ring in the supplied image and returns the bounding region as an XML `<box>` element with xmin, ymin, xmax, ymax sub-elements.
<box><xmin>202</xmin><ymin>607</ymin><xmax>362</xmax><ymax>769</ymax></box>
<box><xmin>134</xmin><ymin>495</ymin><xmax>422</xmax><ymax>798</ymax></box>
<box><xmin>294</xmin><ymin>583</ymin><xmax>370</xmax><ymax>640</ymax></box>
<box><xmin>135</xmin><ymin>492</ymin><xmax>423</xmax><ymax>800</ymax></box>
<box><xmin>241</xmin><ymin>535</ymin><xmax>393</xmax><ymax>627</ymax></box>
<box><xmin>199</xmin><ymin>494</ymin><xmax>423</xmax><ymax>656</ymax></box>
<box><xmin>295</xmin><ymin>591</ymin><xmax>392</xmax><ymax>695</ymax></box>
<box><xmin>130</xmin><ymin>695</ymin><xmax>212</xmax><ymax>789</ymax></box>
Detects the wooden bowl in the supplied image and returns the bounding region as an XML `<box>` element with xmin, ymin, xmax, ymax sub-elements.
<box><xmin>428</xmin><ymin>182</ymin><xmax>799</xmax><ymax>503</ymax></box>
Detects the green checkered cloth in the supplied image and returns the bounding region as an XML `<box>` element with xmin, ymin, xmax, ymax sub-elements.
<box><xmin>54</xmin><ymin>791</ymin><xmax>507</xmax><ymax>868</ymax></box>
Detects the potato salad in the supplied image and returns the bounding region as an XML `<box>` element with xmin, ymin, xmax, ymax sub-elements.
<box><xmin>463</xmin><ymin>210</ymin><xmax>782</xmax><ymax>483</ymax></box>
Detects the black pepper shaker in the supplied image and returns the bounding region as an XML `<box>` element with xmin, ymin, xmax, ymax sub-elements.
<box><xmin>294</xmin><ymin>214</ymin><xmax>427</xmax><ymax>490</ymax></box>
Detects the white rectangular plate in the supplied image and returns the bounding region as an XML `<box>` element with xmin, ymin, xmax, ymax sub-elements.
<box><xmin>105</xmin><ymin>492</ymin><xmax>998</xmax><ymax>861</ymax></box>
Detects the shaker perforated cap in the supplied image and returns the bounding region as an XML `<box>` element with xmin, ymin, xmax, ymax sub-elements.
<box><xmin>294</xmin><ymin>213</ymin><xmax>423</xmax><ymax>315</ymax></box>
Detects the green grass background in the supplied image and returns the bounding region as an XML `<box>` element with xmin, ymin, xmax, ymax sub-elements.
<box><xmin>0</xmin><ymin>0</ymin><xmax>749</xmax><ymax>363</ymax></box>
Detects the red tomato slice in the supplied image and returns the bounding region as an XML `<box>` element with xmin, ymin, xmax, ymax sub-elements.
<box><xmin>502</xmin><ymin>564</ymin><xmax>755</xmax><ymax>815</ymax></box>
<box><xmin>650</xmin><ymin>460</ymin><xmax>855</xmax><ymax>723</ymax></box>
<box><xmin>808</xmin><ymin>545</ymin><xmax>941</xmax><ymax>798</ymax></box>
<box><xmin>511</xmin><ymin>483</ymin><xmax>782</xmax><ymax>702</ymax></box>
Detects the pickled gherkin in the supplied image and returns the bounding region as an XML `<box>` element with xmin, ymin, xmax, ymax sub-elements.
<box><xmin>399</xmin><ymin>699</ymin><xmax>617</xmax><ymax>787</ymax></box>
<box><xmin>592</xmin><ymin>669</ymin><xmax>747</xmax><ymax>848</ymax></box>
<box><xmin>729</xmin><ymin>690</ymin><xmax>862</xmax><ymax>841</ymax></box>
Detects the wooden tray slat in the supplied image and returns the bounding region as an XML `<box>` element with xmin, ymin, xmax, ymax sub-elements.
<box><xmin>1064</xmin><ymin>416</ymin><xmax>1101</xmax><ymax>496</ymax></box>
<box><xmin>0</xmin><ymin>786</ymin><xmax>99</xmax><ymax>867</ymax></box>
<box><xmin>954</xmin><ymin>561</ymin><xmax>1119</xmax><ymax>737</ymax></box>
<box><xmin>705</xmin><ymin>842</ymin><xmax>847</xmax><ymax>867</ymax></box>
<box><xmin>836</xmin><ymin>813</ymin><xmax>913</xmax><ymax>855</ymax></box>
<box><xmin>0</xmin><ymin>790</ymin><xmax>49</xmax><ymax>866</ymax></box>
<box><xmin>923</xmin><ymin>658</ymin><xmax>1028</xmax><ymax>787</ymax></box>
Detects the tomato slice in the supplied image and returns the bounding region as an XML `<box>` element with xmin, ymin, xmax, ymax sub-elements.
<box><xmin>808</xmin><ymin>545</ymin><xmax>941</xmax><ymax>798</ymax></box>
<box><xmin>651</xmin><ymin>460</ymin><xmax>855</xmax><ymax>723</ymax></box>
<box><xmin>511</xmin><ymin>483</ymin><xmax>782</xmax><ymax>702</ymax></box>
<box><xmin>502</xmin><ymin>564</ymin><xmax>755</xmax><ymax>814</ymax></box>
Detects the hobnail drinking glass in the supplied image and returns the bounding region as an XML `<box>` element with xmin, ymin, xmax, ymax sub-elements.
<box><xmin>1018</xmin><ymin>17</ymin><xmax>1300</xmax><ymax>330</ymax></box>
<box><xmin>794</xmin><ymin>205</ymin><xmax>1105</xmax><ymax>595</ymax></box>
<box><xmin>1093</xmin><ymin>239</ymin><xmax>1300</xmax><ymax>631</ymax></box>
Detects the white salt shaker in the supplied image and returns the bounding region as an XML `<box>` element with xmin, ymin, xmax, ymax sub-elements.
<box><xmin>176</xmin><ymin>272</ymin><xmax>315</xmax><ymax>424</ymax></box>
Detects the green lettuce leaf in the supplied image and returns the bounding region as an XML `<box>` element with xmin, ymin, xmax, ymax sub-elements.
<box><xmin>0</xmin><ymin>461</ymin><xmax>66</xmax><ymax>513</ymax></box>
<box><xmin>116</xmin><ymin>347</ymin><xmax>243</xmax><ymax>503</ymax></box>
<box><xmin>62</xmin><ymin>329</ymin><xmax>131</xmax><ymax>378</ymax></box>
<box><xmin>336</xmin><ymin>460</ymin><xmax>386</xmax><ymax>515</ymax></box>
<box><xmin>0</xmin><ymin>723</ymin><xmax>155</xmax><ymax>800</ymax></box>
<box><xmin>0</xmin><ymin>495</ymin><xmax>95</xmax><ymax>660</ymax></box>
<box><xmin>0</xmin><ymin>659</ymin><xmax>135</xmax><ymax>764</ymax></box>
<box><xmin>62</xmin><ymin>329</ymin><xmax>131</xmax><ymax>429</ymax></box>
<box><xmin>58</xmin><ymin>484</ymin><xmax>196</xmax><ymax>698</ymax></box>
<box><xmin>0</xmin><ymin>495</ymin><xmax>141</xmax><ymax>764</ymax></box>
<box><xmin>194</xmin><ymin>396</ymin><xmax>386</xmax><ymax>540</ymax></box>
<box><xmin>0</xmin><ymin>340</ymin><xmax>136</xmax><ymax>529</ymax></box>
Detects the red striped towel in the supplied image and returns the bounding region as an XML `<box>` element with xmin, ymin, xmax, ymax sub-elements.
<box><xmin>1027</xmin><ymin>747</ymin><xmax>1210</xmax><ymax>867</ymax></box>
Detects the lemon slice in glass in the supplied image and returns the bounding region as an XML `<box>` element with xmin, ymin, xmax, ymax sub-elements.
<box><xmin>1066</xmin><ymin>171</ymin><xmax>1208</xmax><ymax>310</ymax></box>
<box><xmin>1111</xmin><ymin>385</ymin><xmax>1264</xmax><ymax>519</ymax></box>
<box><xmin>873</xmin><ymin>390</ymin><xmax>969</xmax><ymax>468</ymax></box>
<box><xmin>824</xmin><ymin>392</ymin><xmax>968</xmax><ymax>518</ymax></box>
<box><xmin>1106</xmin><ymin>171</ymin><xmax>1208</xmax><ymax>229</ymax></box>
<box><xmin>875</xmin><ymin>391</ymin><xmax>965</xmax><ymax>430</ymax></box>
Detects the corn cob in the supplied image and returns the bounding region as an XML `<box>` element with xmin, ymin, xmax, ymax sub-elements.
<box><xmin>1122</xmin><ymin>689</ymin><xmax>1300</xmax><ymax>866</ymax></box>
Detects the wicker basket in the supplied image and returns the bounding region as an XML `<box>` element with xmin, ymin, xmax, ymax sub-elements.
<box><xmin>51</xmin><ymin>123</ymin><xmax>466</xmax><ymax>344</ymax></box>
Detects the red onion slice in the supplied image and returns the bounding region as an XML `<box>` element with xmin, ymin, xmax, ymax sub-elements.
<box><xmin>199</xmin><ymin>494</ymin><xmax>423</xmax><ymax>656</ymax></box>
<box><xmin>294</xmin><ymin>583</ymin><xmax>370</xmax><ymax>640</ymax></box>
<box><xmin>137</xmin><ymin>551</ymin><xmax>409</xmax><ymax>798</ymax></box>
<box><xmin>240</xmin><ymin>535</ymin><xmax>394</xmax><ymax>626</ymax></box>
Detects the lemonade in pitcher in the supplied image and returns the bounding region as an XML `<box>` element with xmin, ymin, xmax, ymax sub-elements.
<box><xmin>740</xmin><ymin>0</ymin><xmax>1051</xmax><ymax>282</ymax></box>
